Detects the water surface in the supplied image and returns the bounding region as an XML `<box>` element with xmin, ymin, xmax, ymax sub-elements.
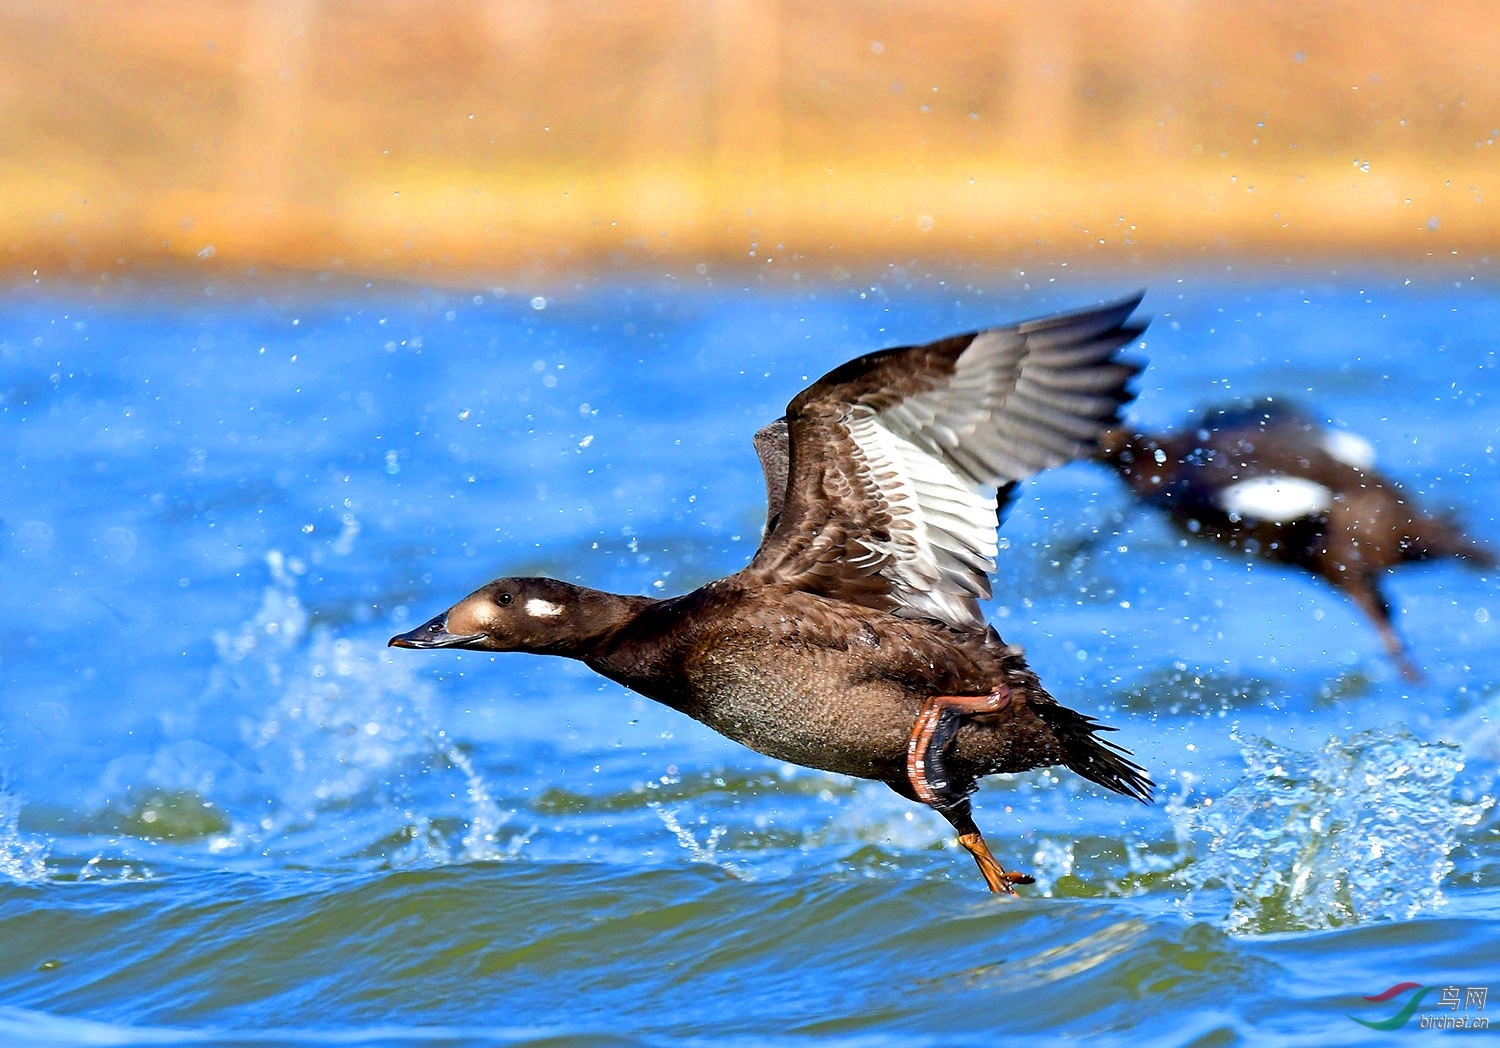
<box><xmin>1</xmin><ymin>267</ymin><xmax>1497</xmax><ymax>1045</ymax></box>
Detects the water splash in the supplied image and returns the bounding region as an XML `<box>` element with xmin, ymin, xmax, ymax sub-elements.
<box><xmin>240</xmin><ymin>625</ymin><xmax>440</xmax><ymax>811</ymax></box>
<box><xmin>213</xmin><ymin>552</ymin><xmax>527</xmax><ymax>866</ymax></box>
<box><xmin>1028</xmin><ymin>837</ymin><xmax>1076</xmax><ymax>896</ymax></box>
<box><xmin>0</xmin><ymin>778</ymin><xmax>47</xmax><ymax>883</ymax></box>
<box><xmin>447</xmin><ymin>744</ymin><xmax>531</xmax><ymax>862</ymax></box>
<box><xmin>1452</xmin><ymin>683</ymin><xmax>1500</xmax><ymax>774</ymax></box>
<box><xmin>1172</xmin><ymin>728</ymin><xmax>1491</xmax><ymax>934</ymax></box>
<box><xmin>648</xmin><ymin>801</ymin><xmax>737</xmax><ymax>874</ymax></box>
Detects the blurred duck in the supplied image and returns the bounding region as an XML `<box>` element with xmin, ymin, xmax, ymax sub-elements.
<box><xmin>392</xmin><ymin>295</ymin><xmax>1153</xmax><ymax>894</ymax></box>
<box><xmin>1095</xmin><ymin>399</ymin><xmax>1494</xmax><ymax>680</ymax></box>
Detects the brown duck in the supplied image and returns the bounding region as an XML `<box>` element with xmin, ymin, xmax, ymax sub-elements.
<box><xmin>1096</xmin><ymin>398</ymin><xmax>1495</xmax><ymax>680</ymax></box>
<box><xmin>392</xmin><ymin>295</ymin><xmax>1154</xmax><ymax>893</ymax></box>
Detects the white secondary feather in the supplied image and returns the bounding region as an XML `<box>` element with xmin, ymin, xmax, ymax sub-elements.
<box><xmin>847</xmin><ymin>404</ymin><xmax>998</xmax><ymax>624</ymax></box>
<box><xmin>1318</xmin><ymin>428</ymin><xmax>1377</xmax><ymax>470</ymax></box>
<box><xmin>1218</xmin><ymin>475</ymin><xmax>1333</xmax><ymax>522</ymax></box>
<box><xmin>835</xmin><ymin>324</ymin><xmax>1124</xmax><ymax>626</ymax></box>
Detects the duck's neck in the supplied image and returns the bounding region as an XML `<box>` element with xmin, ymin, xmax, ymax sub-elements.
<box><xmin>548</xmin><ymin>588</ymin><xmax>660</xmax><ymax>659</ymax></box>
<box><xmin>579</xmin><ymin>581</ymin><xmax>734</xmax><ymax>711</ymax></box>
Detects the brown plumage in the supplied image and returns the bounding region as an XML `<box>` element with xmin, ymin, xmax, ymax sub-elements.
<box><xmin>392</xmin><ymin>295</ymin><xmax>1154</xmax><ymax>892</ymax></box>
<box><xmin>1096</xmin><ymin>398</ymin><xmax>1495</xmax><ymax>680</ymax></box>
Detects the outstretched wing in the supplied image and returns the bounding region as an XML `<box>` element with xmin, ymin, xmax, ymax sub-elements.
<box><xmin>748</xmin><ymin>294</ymin><xmax>1147</xmax><ymax>630</ymax></box>
<box><xmin>1200</xmin><ymin>396</ymin><xmax>1318</xmax><ymax>434</ymax></box>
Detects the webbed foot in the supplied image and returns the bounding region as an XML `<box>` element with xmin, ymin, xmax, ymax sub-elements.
<box><xmin>958</xmin><ymin>831</ymin><xmax>1035</xmax><ymax>895</ymax></box>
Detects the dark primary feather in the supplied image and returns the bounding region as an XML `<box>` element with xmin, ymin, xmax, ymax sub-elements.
<box><xmin>753</xmin><ymin>417</ymin><xmax>790</xmax><ymax>538</ymax></box>
<box><xmin>748</xmin><ymin>294</ymin><xmax>1148</xmax><ymax>631</ymax></box>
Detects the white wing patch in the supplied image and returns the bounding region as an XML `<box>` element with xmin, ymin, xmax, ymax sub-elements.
<box><xmin>525</xmin><ymin>598</ymin><xmax>565</xmax><ymax>618</ymax></box>
<box><xmin>847</xmin><ymin>405</ymin><xmax>998</xmax><ymax>626</ymax></box>
<box><xmin>1318</xmin><ymin>428</ymin><xmax>1376</xmax><ymax>470</ymax></box>
<box><xmin>1218</xmin><ymin>475</ymin><xmax>1332</xmax><ymax>522</ymax></box>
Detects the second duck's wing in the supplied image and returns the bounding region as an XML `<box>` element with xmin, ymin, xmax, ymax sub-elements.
<box><xmin>1202</xmin><ymin>396</ymin><xmax>1378</xmax><ymax>472</ymax></box>
<box><xmin>748</xmin><ymin>294</ymin><xmax>1147</xmax><ymax>630</ymax></box>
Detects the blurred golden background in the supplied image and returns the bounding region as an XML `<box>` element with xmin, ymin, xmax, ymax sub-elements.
<box><xmin>3</xmin><ymin>0</ymin><xmax>1498</xmax><ymax>283</ymax></box>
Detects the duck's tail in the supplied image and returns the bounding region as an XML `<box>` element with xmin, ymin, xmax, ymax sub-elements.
<box><xmin>1405</xmin><ymin>509</ymin><xmax>1497</xmax><ymax>570</ymax></box>
<box><xmin>1034</xmin><ymin>701</ymin><xmax>1155</xmax><ymax>803</ymax></box>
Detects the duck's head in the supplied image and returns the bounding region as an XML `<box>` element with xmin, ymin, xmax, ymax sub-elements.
<box><xmin>1093</xmin><ymin>427</ymin><xmax>1169</xmax><ymax>479</ymax></box>
<box><xmin>1094</xmin><ymin>426</ymin><xmax>1144</xmax><ymax>465</ymax></box>
<box><xmin>389</xmin><ymin>577</ymin><xmax>647</xmax><ymax>657</ymax></box>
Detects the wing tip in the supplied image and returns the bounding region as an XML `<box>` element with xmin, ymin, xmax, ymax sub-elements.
<box><xmin>1016</xmin><ymin>290</ymin><xmax>1148</xmax><ymax>337</ymax></box>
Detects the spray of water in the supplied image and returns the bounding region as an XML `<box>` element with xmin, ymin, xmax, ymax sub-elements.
<box><xmin>0</xmin><ymin>777</ymin><xmax>47</xmax><ymax>884</ymax></box>
<box><xmin>1172</xmin><ymin>728</ymin><xmax>1491</xmax><ymax>934</ymax></box>
<box><xmin>214</xmin><ymin>551</ymin><xmax>530</xmax><ymax>867</ymax></box>
<box><xmin>648</xmin><ymin>801</ymin><xmax>737</xmax><ymax>874</ymax></box>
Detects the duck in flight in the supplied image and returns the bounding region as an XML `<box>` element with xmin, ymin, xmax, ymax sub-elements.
<box><xmin>1095</xmin><ymin>399</ymin><xmax>1495</xmax><ymax>680</ymax></box>
<box><xmin>392</xmin><ymin>295</ymin><xmax>1154</xmax><ymax>893</ymax></box>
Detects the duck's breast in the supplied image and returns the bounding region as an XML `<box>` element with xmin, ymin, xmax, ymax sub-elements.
<box><xmin>676</xmin><ymin>630</ymin><xmax>921</xmax><ymax>779</ymax></box>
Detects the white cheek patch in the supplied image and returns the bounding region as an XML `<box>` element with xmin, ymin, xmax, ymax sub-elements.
<box><xmin>1318</xmin><ymin>428</ymin><xmax>1377</xmax><ymax>470</ymax></box>
<box><xmin>1218</xmin><ymin>475</ymin><xmax>1333</xmax><ymax>522</ymax></box>
<box><xmin>524</xmin><ymin>598</ymin><xmax>565</xmax><ymax>618</ymax></box>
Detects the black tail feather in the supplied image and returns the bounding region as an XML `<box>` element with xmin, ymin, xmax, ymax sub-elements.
<box><xmin>1034</xmin><ymin>702</ymin><xmax>1154</xmax><ymax>804</ymax></box>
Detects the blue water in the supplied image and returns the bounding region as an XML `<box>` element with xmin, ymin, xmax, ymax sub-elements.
<box><xmin>1</xmin><ymin>267</ymin><xmax>1497</xmax><ymax>1046</ymax></box>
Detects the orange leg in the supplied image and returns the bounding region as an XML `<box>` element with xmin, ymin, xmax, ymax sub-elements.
<box><xmin>905</xmin><ymin>688</ymin><xmax>1033</xmax><ymax>894</ymax></box>
<box><xmin>957</xmin><ymin>827</ymin><xmax>1034</xmax><ymax>895</ymax></box>
<box><xmin>906</xmin><ymin>689</ymin><xmax>1012</xmax><ymax>806</ymax></box>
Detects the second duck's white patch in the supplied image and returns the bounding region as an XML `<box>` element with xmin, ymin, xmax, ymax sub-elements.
<box><xmin>525</xmin><ymin>598</ymin><xmax>564</xmax><ymax>618</ymax></box>
<box><xmin>1318</xmin><ymin>428</ymin><xmax>1377</xmax><ymax>470</ymax></box>
<box><xmin>1218</xmin><ymin>475</ymin><xmax>1333</xmax><ymax>522</ymax></box>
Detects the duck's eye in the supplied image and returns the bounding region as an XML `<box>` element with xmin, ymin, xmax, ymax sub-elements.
<box><xmin>497</xmin><ymin>593</ymin><xmax>513</xmax><ymax>606</ymax></box>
